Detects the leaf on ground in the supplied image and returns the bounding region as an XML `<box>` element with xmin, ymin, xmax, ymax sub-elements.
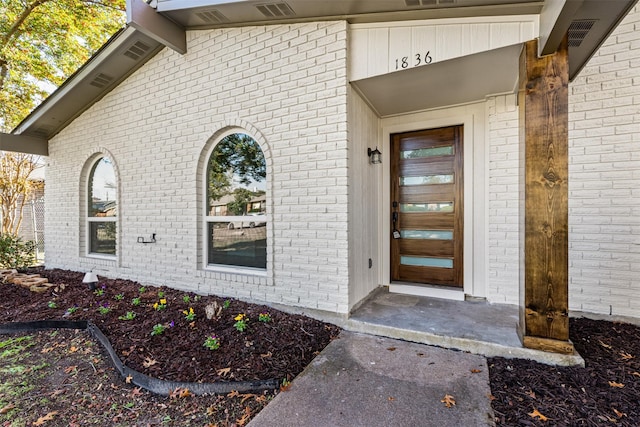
<box><xmin>142</xmin><ymin>357</ymin><xmax>157</xmax><ymax>368</ymax></box>
<box><xmin>64</xmin><ymin>365</ymin><xmax>77</xmax><ymax>374</ymax></box>
<box><xmin>227</xmin><ymin>390</ymin><xmax>240</xmax><ymax>398</ymax></box>
<box><xmin>441</xmin><ymin>394</ymin><xmax>456</xmax><ymax>408</ymax></box>
<box><xmin>129</xmin><ymin>387</ymin><xmax>143</xmax><ymax>397</ymax></box>
<box><xmin>217</xmin><ymin>367</ymin><xmax>231</xmax><ymax>377</ymax></box>
<box><xmin>236</xmin><ymin>406</ymin><xmax>252</xmax><ymax>426</ymax></box>
<box><xmin>32</xmin><ymin>411</ymin><xmax>58</xmax><ymax>426</ymax></box>
<box><xmin>0</xmin><ymin>404</ymin><xmax>15</xmax><ymax>414</ymax></box>
<box><xmin>50</xmin><ymin>389</ymin><xmax>65</xmax><ymax>397</ymax></box>
<box><xmin>526</xmin><ymin>390</ymin><xmax>536</xmax><ymax>399</ymax></box>
<box><xmin>608</xmin><ymin>381</ymin><xmax>624</xmax><ymax>388</ymax></box>
<box><xmin>529</xmin><ymin>408</ymin><xmax>548</xmax><ymax>421</ymax></box>
<box><xmin>260</xmin><ymin>351</ymin><xmax>272</xmax><ymax>358</ymax></box>
<box><xmin>125</xmin><ymin>375</ymin><xmax>133</xmax><ymax>384</ymax></box>
<box><xmin>613</xmin><ymin>408</ymin><xmax>626</xmax><ymax>418</ymax></box>
<box><xmin>387</xmin><ymin>347</ymin><xmax>396</xmax><ymax>351</ymax></box>
<box><xmin>69</xmin><ymin>346</ymin><xmax>78</xmax><ymax>353</ymax></box>
<box><xmin>632</xmin><ymin>372</ymin><xmax>640</xmax><ymax>377</ymax></box>
<box><xmin>388</xmin><ymin>396</ymin><xmax>395</xmax><ymax>401</ymax></box>
<box><xmin>169</xmin><ymin>387</ymin><xmax>191</xmax><ymax>399</ymax></box>
<box><xmin>598</xmin><ymin>340</ymin><xmax>612</xmax><ymax>349</ymax></box>
<box><xmin>470</xmin><ymin>369</ymin><xmax>482</xmax><ymax>373</ymax></box>
<box><xmin>619</xmin><ymin>352</ymin><xmax>634</xmax><ymax>360</ymax></box>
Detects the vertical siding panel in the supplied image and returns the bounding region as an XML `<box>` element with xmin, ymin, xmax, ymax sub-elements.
<box><xmin>350</xmin><ymin>28</ymin><xmax>369</xmax><ymax>80</ymax></box>
<box><xmin>412</xmin><ymin>26</ymin><xmax>437</xmax><ymax>64</ymax></box>
<box><xmin>490</xmin><ymin>23</ymin><xmax>522</xmax><ymax>49</ymax></box>
<box><xmin>370</xmin><ymin>28</ymin><xmax>390</xmax><ymax>77</ymax></box>
<box><xmin>463</xmin><ymin>23</ymin><xmax>490</xmax><ymax>55</ymax></box>
<box><xmin>437</xmin><ymin>25</ymin><xmax>463</xmax><ymax>62</ymax></box>
<box><xmin>389</xmin><ymin>27</ymin><xmax>412</xmax><ymax>73</ymax></box>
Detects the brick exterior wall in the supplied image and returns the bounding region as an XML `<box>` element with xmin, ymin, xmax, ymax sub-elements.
<box><xmin>567</xmin><ymin>6</ymin><xmax>640</xmax><ymax>318</ymax></box>
<box><xmin>486</xmin><ymin>6</ymin><xmax>640</xmax><ymax>317</ymax></box>
<box><xmin>45</xmin><ymin>22</ymin><xmax>351</xmax><ymax>313</ymax></box>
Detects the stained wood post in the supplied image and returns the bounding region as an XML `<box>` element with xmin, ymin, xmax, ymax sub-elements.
<box><xmin>518</xmin><ymin>37</ymin><xmax>574</xmax><ymax>354</ymax></box>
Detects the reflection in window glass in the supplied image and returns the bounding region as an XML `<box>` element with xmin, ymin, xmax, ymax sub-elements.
<box><xmin>88</xmin><ymin>157</ymin><xmax>117</xmax><ymax>255</ymax></box>
<box><xmin>206</xmin><ymin>133</ymin><xmax>266</xmax><ymax>269</ymax></box>
<box><xmin>401</xmin><ymin>146</ymin><xmax>453</xmax><ymax>159</ymax></box>
<box><xmin>400</xmin><ymin>174</ymin><xmax>454</xmax><ymax>186</ymax></box>
<box><xmin>400</xmin><ymin>202</ymin><xmax>454</xmax><ymax>212</ymax></box>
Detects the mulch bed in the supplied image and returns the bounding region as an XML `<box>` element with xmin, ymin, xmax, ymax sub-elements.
<box><xmin>0</xmin><ymin>267</ymin><xmax>340</xmax><ymax>385</ymax></box>
<box><xmin>489</xmin><ymin>317</ymin><xmax>640</xmax><ymax>426</ymax></box>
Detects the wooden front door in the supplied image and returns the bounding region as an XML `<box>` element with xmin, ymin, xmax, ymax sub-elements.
<box><xmin>390</xmin><ymin>126</ymin><xmax>463</xmax><ymax>287</ymax></box>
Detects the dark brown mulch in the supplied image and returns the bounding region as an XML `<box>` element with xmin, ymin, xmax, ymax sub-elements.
<box><xmin>489</xmin><ymin>317</ymin><xmax>640</xmax><ymax>426</ymax></box>
<box><xmin>0</xmin><ymin>267</ymin><xmax>340</xmax><ymax>384</ymax></box>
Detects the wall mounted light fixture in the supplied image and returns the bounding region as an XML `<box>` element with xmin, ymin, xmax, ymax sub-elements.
<box><xmin>367</xmin><ymin>147</ymin><xmax>382</xmax><ymax>165</ymax></box>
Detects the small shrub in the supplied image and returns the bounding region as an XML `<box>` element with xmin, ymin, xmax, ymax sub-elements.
<box><xmin>0</xmin><ymin>233</ymin><xmax>35</xmax><ymax>270</ymax></box>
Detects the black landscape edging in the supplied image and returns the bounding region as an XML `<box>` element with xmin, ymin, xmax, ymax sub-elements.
<box><xmin>0</xmin><ymin>320</ymin><xmax>280</xmax><ymax>396</ymax></box>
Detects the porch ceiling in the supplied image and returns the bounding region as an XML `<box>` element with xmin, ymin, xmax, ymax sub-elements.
<box><xmin>351</xmin><ymin>43</ymin><xmax>522</xmax><ymax>117</ymax></box>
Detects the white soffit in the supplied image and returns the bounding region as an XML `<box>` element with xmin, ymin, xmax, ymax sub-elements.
<box><xmin>351</xmin><ymin>43</ymin><xmax>522</xmax><ymax>117</ymax></box>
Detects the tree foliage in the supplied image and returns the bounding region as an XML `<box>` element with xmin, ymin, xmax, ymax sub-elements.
<box><xmin>207</xmin><ymin>133</ymin><xmax>266</xmax><ymax>204</ymax></box>
<box><xmin>0</xmin><ymin>152</ymin><xmax>41</xmax><ymax>234</ymax></box>
<box><xmin>0</xmin><ymin>0</ymin><xmax>126</xmax><ymax>132</ymax></box>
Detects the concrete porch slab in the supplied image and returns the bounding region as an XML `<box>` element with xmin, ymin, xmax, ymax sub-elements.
<box><xmin>345</xmin><ymin>289</ymin><xmax>584</xmax><ymax>366</ymax></box>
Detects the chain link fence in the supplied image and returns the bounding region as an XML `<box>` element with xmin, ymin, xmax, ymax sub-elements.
<box><xmin>16</xmin><ymin>197</ymin><xmax>45</xmax><ymax>263</ymax></box>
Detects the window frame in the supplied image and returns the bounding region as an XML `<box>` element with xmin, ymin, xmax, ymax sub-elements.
<box><xmin>86</xmin><ymin>155</ymin><xmax>118</xmax><ymax>259</ymax></box>
<box><xmin>203</xmin><ymin>130</ymin><xmax>267</xmax><ymax>275</ymax></box>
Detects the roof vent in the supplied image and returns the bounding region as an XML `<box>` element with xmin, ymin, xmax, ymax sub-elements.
<box><xmin>568</xmin><ymin>19</ymin><xmax>596</xmax><ymax>47</ymax></box>
<box><xmin>89</xmin><ymin>73</ymin><xmax>114</xmax><ymax>89</ymax></box>
<box><xmin>405</xmin><ymin>0</ymin><xmax>455</xmax><ymax>6</ymax></box>
<box><xmin>123</xmin><ymin>40</ymin><xmax>151</xmax><ymax>60</ymax></box>
<box><xmin>194</xmin><ymin>9</ymin><xmax>228</xmax><ymax>24</ymax></box>
<box><xmin>255</xmin><ymin>2</ymin><xmax>295</xmax><ymax>18</ymax></box>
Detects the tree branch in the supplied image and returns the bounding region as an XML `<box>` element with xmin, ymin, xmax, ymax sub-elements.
<box><xmin>0</xmin><ymin>0</ymin><xmax>50</xmax><ymax>50</ymax></box>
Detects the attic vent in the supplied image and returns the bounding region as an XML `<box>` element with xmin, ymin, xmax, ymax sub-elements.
<box><xmin>255</xmin><ymin>3</ymin><xmax>295</xmax><ymax>18</ymax></box>
<box><xmin>123</xmin><ymin>40</ymin><xmax>151</xmax><ymax>60</ymax></box>
<box><xmin>89</xmin><ymin>73</ymin><xmax>114</xmax><ymax>89</ymax></box>
<box><xmin>568</xmin><ymin>19</ymin><xmax>596</xmax><ymax>47</ymax></box>
<box><xmin>195</xmin><ymin>9</ymin><xmax>228</xmax><ymax>24</ymax></box>
<box><xmin>405</xmin><ymin>0</ymin><xmax>454</xmax><ymax>6</ymax></box>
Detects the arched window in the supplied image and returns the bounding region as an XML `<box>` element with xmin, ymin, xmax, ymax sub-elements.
<box><xmin>87</xmin><ymin>156</ymin><xmax>117</xmax><ymax>256</ymax></box>
<box><xmin>205</xmin><ymin>132</ymin><xmax>266</xmax><ymax>269</ymax></box>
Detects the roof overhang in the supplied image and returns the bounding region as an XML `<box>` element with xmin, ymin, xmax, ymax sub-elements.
<box><xmin>5</xmin><ymin>0</ymin><xmax>637</xmax><ymax>153</ymax></box>
<box><xmin>539</xmin><ymin>0</ymin><xmax>638</xmax><ymax>80</ymax></box>
<box><xmin>351</xmin><ymin>43</ymin><xmax>522</xmax><ymax>117</ymax></box>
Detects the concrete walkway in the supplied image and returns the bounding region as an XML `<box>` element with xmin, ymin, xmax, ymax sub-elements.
<box><xmin>249</xmin><ymin>332</ymin><xmax>494</xmax><ymax>427</ymax></box>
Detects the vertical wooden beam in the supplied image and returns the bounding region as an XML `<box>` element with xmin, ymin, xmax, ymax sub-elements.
<box><xmin>518</xmin><ymin>37</ymin><xmax>574</xmax><ymax>354</ymax></box>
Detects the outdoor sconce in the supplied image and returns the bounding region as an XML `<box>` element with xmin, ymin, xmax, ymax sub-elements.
<box><xmin>368</xmin><ymin>147</ymin><xmax>382</xmax><ymax>165</ymax></box>
<box><xmin>82</xmin><ymin>271</ymin><xmax>98</xmax><ymax>291</ymax></box>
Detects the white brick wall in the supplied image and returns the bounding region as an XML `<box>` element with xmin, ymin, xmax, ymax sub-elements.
<box><xmin>568</xmin><ymin>6</ymin><xmax>640</xmax><ymax>318</ymax></box>
<box><xmin>486</xmin><ymin>6</ymin><xmax>640</xmax><ymax>317</ymax></box>
<box><xmin>45</xmin><ymin>22</ymin><xmax>351</xmax><ymax>313</ymax></box>
<box><xmin>486</xmin><ymin>94</ymin><xmax>520</xmax><ymax>305</ymax></box>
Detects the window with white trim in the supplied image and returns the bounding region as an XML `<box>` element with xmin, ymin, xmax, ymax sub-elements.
<box><xmin>205</xmin><ymin>132</ymin><xmax>266</xmax><ymax>269</ymax></box>
<box><xmin>87</xmin><ymin>156</ymin><xmax>117</xmax><ymax>256</ymax></box>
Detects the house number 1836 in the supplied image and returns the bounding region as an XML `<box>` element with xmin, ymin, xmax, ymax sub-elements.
<box><xmin>395</xmin><ymin>51</ymin><xmax>433</xmax><ymax>70</ymax></box>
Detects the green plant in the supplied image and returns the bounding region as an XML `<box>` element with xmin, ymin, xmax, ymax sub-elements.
<box><xmin>65</xmin><ymin>306</ymin><xmax>78</xmax><ymax>315</ymax></box>
<box><xmin>182</xmin><ymin>295</ymin><xmax>191</xmax><ymax>303</ymax></box>
<box><xmin>124</xmin><ymin>402</ymin><xmax>134</xmax><ymax>409</ymax></box>
<box><xmin>258</xmin><ymin>312</ymin><xmax>272</xmax><ymax>323</ymax></box>
<box><xmin>94</xmin><ymin>285</ymin><xmax>105</xmax><ymax>297</ymax></box>
<box><xmin>97</xmin><ymin>302</ymin><xmax>110</xmax><ymax>315</ymax></box>
<box><xmin>203</xmin><ymin>335</ymin><xmax>220</xmax><ymax>351</ymax></box>
<box><xmin>0</xmin><ymin>233</ymin><xmax>35</xmax><ymax>270</ymax></box>
<box><xmin>114</xmin><ymin>293</ymin><xmax>124</xmax><ymax>301</ymax></box>
<box><xmin>138</xmin><ymin>286</ymin><xmax>146</xmax><ymax>294</ymax></box>
<box><xmin>47</xmin><ymin>301</ymin><xmax>57</xmax><ymax>309</ymax></box>
<box><xmin>131</xmin><ymin>297</ymin><xmax>141</xmax><ymax>306</ymax></box>
<box><xmin>151</xmin><ymin>324</ymin><xmax>166</xmax><ymax>336</ymax></box>
<box><xmin>153</xmin><ymin>298</ymin><xmax>167</xmax><ymax>311</ymax></box>
<box><xmin>194</xmin><ymin>295</ymin><xmax>201</xmax><ymax>302</ymax></box>
<box><xmin>182</xmin><ymin>307</ymin><xmax>196</xmax><ymax>322</ymax></box>
<box><xmin>118</xmin><ymin>311</ymin><xmax>136</xmax><ymax>321</ymax></box>
<box><xmin>223</xmin><ymin>300</ymin><xmax>230</xmax><ymax>309</ymax></box>
<box><xmin>158</xmin><ymin>291</ymin><xmax>165</xmax><ymax>298</ymax></box>
<box><xmin>233</xmin><ymin>313</ymin><xmax>248</xmax><ymax>332</ymax></box>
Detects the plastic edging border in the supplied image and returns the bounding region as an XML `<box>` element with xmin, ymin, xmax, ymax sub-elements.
<box><xmin>0</xmin><ymin>321</ymin><xmax>280</xmax><ymax>396</ymax></box>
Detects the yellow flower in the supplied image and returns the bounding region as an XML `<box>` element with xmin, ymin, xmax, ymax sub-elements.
<box><xmin>153</xmin><ymin>302</ymin><xmax>158</xmax><ymax>309</ymax></box>
<box><xmin>182</xmin><ymin>309</ymin><xmax>188</xmax><ymax>315</ymax></box>
<box><xmin>160</xmin><ymin>299</ymin><xmax>167</xmax><ymax>305</ymax></box>
<box><xmin>234</xmin><ymin>313</ymin><xmax>245</xmax><ymax>321</ymax></box>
